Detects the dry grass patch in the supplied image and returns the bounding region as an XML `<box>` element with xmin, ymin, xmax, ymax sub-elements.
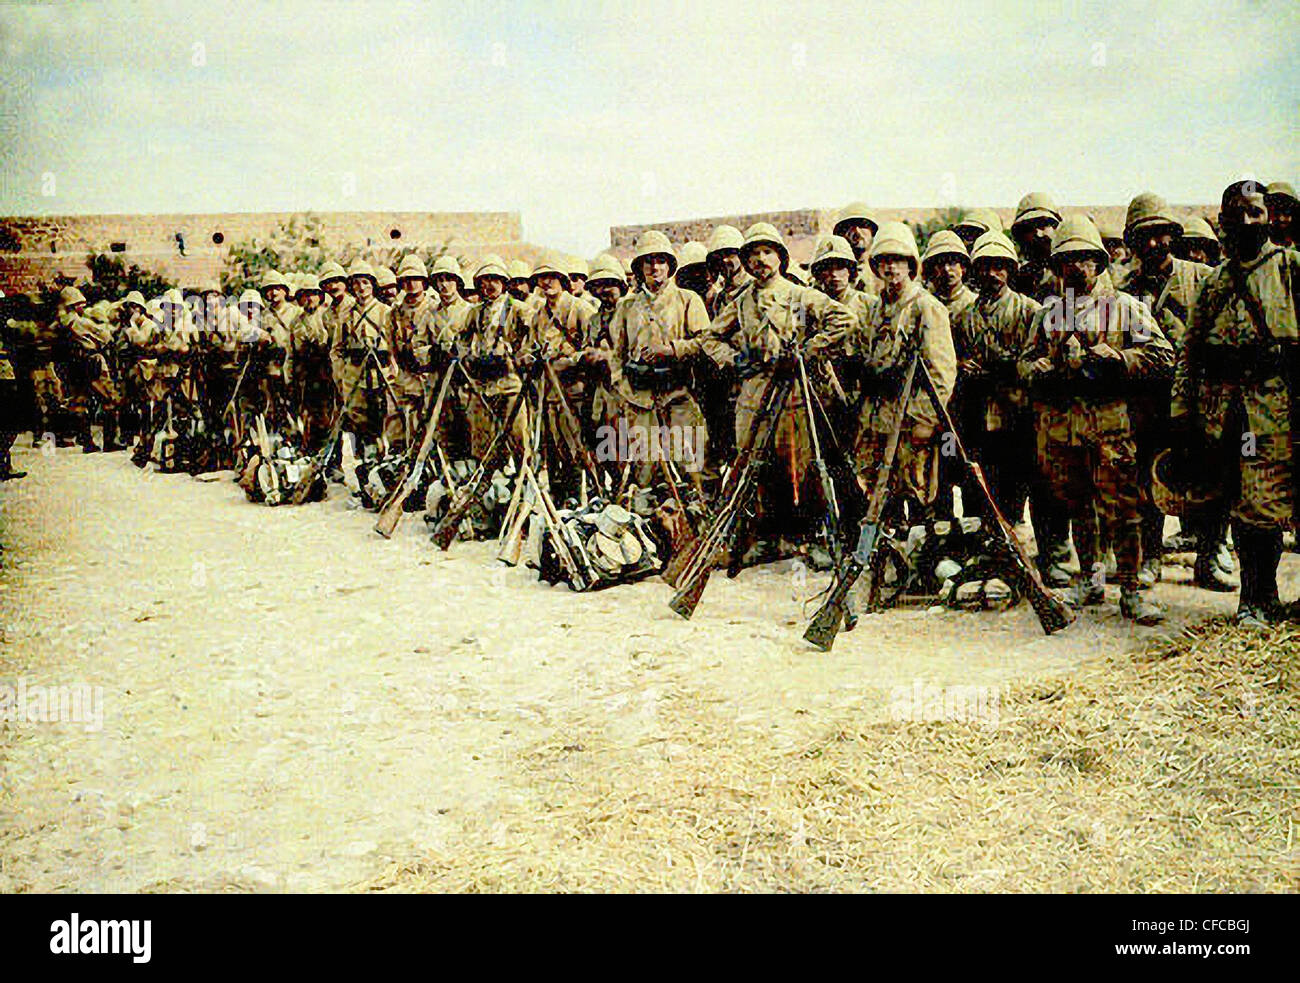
<box><xmin>362</xmin><ymin>620</ymin><xmax>1300</xmax><ymax>893</ymax></box>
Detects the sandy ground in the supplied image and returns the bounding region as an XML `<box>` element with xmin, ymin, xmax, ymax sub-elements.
<box><xmin>0</xmin><ymin>440</ymin><xmax>1293</xmax><ymax>893</ymax></box>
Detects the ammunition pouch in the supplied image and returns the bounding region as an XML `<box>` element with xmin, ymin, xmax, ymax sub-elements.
<box><xmin>624</xmin><ymin>359</ymin><xmax>683</xmax><ymax>391</ymax></box>
<box><xmin>733</xmin><ymin>348</ymin><xmax>771</xmax><ymax>381</ymax></box>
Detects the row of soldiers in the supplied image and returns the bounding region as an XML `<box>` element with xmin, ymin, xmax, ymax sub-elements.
<box><xmin>2</xmin><ymin>179</ymin><xmax>1296</xmax><ymax>629</ymax></box>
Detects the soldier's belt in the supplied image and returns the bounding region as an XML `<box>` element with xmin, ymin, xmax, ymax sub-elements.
<box><xmin>624</xmin><ymin>359</ymin><xmax>684</xmax><ymax>391</ymax></box>
<box><xmin>467</xmin><ymin>354</ymin><xmax>509</xmax><ymax>380</ymax></box>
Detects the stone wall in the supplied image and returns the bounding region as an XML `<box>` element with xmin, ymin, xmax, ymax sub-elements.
<box><xmin>0</xmin><ymin>211</ymin><xmax>522</xmax><ymax>294</ymax></box>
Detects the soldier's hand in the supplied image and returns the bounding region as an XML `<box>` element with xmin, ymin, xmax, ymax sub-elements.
<box><xmin>910</xmin><ymin>423</ymin><xmax>935</xmax><ymax>442</ymax></box>
<box><xmin>1030</xmin><ymin>357</ymin><xmax>1054</xmax><ymax>377</ymax></box>
<box><xmin>644</xmin><ymin>342</ymin><xmax>674</xmax><ymax>363</ymax></box>
<box><xmin>958</xmin><ymin>358</ymin><xmax>983</xmax><ymax>376</ymax></box>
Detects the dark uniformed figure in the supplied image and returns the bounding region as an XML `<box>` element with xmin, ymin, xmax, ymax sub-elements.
<box><xmin>1174</xmin><ymin>180</ymin><xmax>1300</xmax><ymax>628</ymax></box>
<box><xmin>1020</xmin><ymin>216</ymin><xmax>1173</xmax><ymax>624</ymax></box>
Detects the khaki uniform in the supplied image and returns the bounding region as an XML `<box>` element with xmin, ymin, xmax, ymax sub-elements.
<box><xmin>288</xmin><ymin>306</ymin><xmax>333</xmax><ymax>450</ymax></box>
<box><xmin>1020</xmin><ymin>280</ymin><xmax>1173</xmax><ymax>589</ymax></box>
<box><xmin>848</xmin><ymin>281</ymin><xmax>957</xmax><ymax>504</ymax></box>
<box><xmin>386</xmin><ymin>292</ymin><xmax>439</xmax><ymax>448</ymax></box>
<box><xmin>1119</xmin><ymin>256</ymin><xmax>1214</xmax><ymax>560</ymax></box>
<box><xmin>1014</xmin><ymin>260</ymin><xmax>1057</xmax><ymax>303</ymax></box>
<box><xmin>259</xmin><ymin>301</ymin><xmax>298</xmax><ymax>432</ymax></box>
<box><xmin>331</xmin><ymin>297</ymin><xmax>393</xmax><ymax>439</ymax></box>
<box><xmin>530</xmin><ymin>293</ymin><xmax>597</xmax><ymax>491</ymax></box>
<box><xmin>1173</xmin><ymin>245</ymin><xmax>1300</xmax><ymax>529</ymax></box>
<box><xmin>452</xmin><ymin>294</ymin><xmax>530</xmax><ymax>459</ymax></box>
<box><xmin>699</xmin><ymin>275</ymin><xmax>854</xmax><ymax>530</ymax></box>
<box><xmin>606</xmin><ymin>283</ymin><xmax>709</xmax><ymax>486</ymax></box>
<box><xmin>29</xmin><ymin>318</ymin><xmax>66</xmax><ymax>438</ymax></box>
<box><xmin>58</xmin><ymin>306</ymin><xmax>121</xmax><ymax>427</ymax></box>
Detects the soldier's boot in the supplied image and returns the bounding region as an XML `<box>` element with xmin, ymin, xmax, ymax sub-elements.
<box><xmin>55</xmin><ymin>413</ymin><xmax>77</xmax><ymax>447</ymax></box>
<box><xmin>1120</xmin><ymin>587</ymin><xmax>1166</xmax><ymax>625</ymax></box>
<box><xmin>1232</xmin><ymin>522</ymin><xmax>1280</xmax><ymax>627</ymax></box>
<box><xmin>101</xmin><ymin>414</ymin><xmax>126</xmax><ymax>452</ymax></box>
<box><xmin>77</xmin><ymin>417</ymin><xmax>100</xmax><ymax>454</ymax></box>
<box><xmin>1137</xmin><ymin>509</ymin><xmax>1163</xmax><ymax>590</ymax></box>
<box><xmin>0</xmin><ymin>439</ymin><xmax>25</xmax><ymax>481</ymax></box>
<box><xmin>1063</xmin><ymin>574</ymin><xmax>1106</xmax><ymax>608</ymax></box>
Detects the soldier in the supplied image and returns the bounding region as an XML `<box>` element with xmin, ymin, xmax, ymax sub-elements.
<box><xmin>1097</xmin><ymin>217</ymin><xmax>1132</xmax><ymax>271</ymax></box>
<box><xmin>112</xmin><ymin>290</ymin><xmax>152</xmax><ymax>449</ymax></box>
<box><xmin>386</xmin><ymin>254</ymin><xmax>437</xmax><ymax>452</ymax></box>
<box><xmin>319</xmin><ymin>260</ymin><xmax>353</xmax><ymax>350</ymax></box>
<box><xmin>1118</xmin><ymin>193</ymin><xmax>1230</xmax><ymax>591</ymax></box>
<box><xmin>0</xmin><ymin>290</ymin><xmax>23</xmax><ymax>480</ymax></box>
<box><xmin>950</xmin><ymin>232</ymin><xmax>1044</xmax><ymax>531</ymax></box>
<box><xmin>952</xmin><ymin>208</ymin><xmax>1004</xmax><ymax>251</ymax></box>
<box><xmin>808</xmin><ymin>235</ymin><xmax>880</xmax><ymax>438</ymax></box>
<box><xmin>153</xmin><ymin>289</ymin><xmax>199</xmax><ymax>460</ymax></box>
<box><xmin>258</xmin><ymin>270</ymin><xmax>298</xmax><ymax>434</ymax></box>
<box><xmin>674</xmin><ymin>242</ymin><xmax>711</xmax><ymax>301</ymax></box>
<box><xmin>832</xmin><ymin>202</ymin><xmax>881</xmax><ymax>294</ymax></box>
<box><xmin>56</xmin><ymin>286</ymin><xmax>123</xmax><ymax>452</ymax></box>
<box><xmin>525</xmin><ymin>256</ymin><xmax>596</xmax><ymax>497</ymax></box>
<box><xmin>413</xmin><ymin>255</ymin><xmax>475</xmax><ymax>454</ymax></box>
<box><xmin>289</xmin><ymin>275</ymin><xmax>334</xmax><ymax>452</ymax></box>
<box><xmin>1265</xmin><ymin>181</ymin><xmax>1297</xmax><ymax>248</ymax></box>
<box><xmin>696</xmin><ymin>223</ymin><xmax>854</xmax><ymax>559</ymax></box>
<box><xmin>604</xmin><ymin>230</ymin><xmax>709</xmax><ymax>491</ymax></box>
<box><xmin>507</xmin><ymin>260</ymin><xmax>536</xmax><ymax>311</ymax></box>
<box><xmin>847</xmin><ymin>222</ymin><xmax>957</xmax><ymax>516</ymax></box>
<box><xmin>451</xmin><ymin>254</ymin><xmax>530</xmax><ymax>459</ymax></box>
<box><xmin>1173</xmin><ymin>179</ymin><xmax>1300</xmax><ymax>628</ymax></box>
<box><xmin>331</xmin><ymin>260</ymin><xmax>394</xmax><ymax>454</ymax></box>
<box><xmin>1010</xmin><ymin>192</ymin><xmax>1062</xmax><ymax>302</ymax></box>
<box><xmin>374</xmin><ymin>267</ymin><xmax>400</xmax><ymax>305</ymax></box>
<box><xmin>231</xmin><ymin>289</ymin><xmax>268</xmax><ymax>438</ymax></box>
<box><xmin>1020</xmin><ymin>216</ymin><xmax>1172</xmax><ymax>623</ymax></box>
<box><xmin>28</xmin><ymin>293</ymin><xmax>69</xmax><ymax>446</ymax></box>
<box><xmin>1177</xmin><ymin>215</ymin><xmax>1222</xmax><ymax>266</ymax></box>
<box><xmin>704</xmin><ymin>224</ymin><xmax>751</xmax><ymax>319</ymax></box>
<box><xmin>567</xmin><ymin>257</ymin><xmax>590</xmax><ymax>303</ymax></box>
<box><xmin>582</xmin><ymin>253</ymin><xmax>628</xmax><ymax>439</ymax></box>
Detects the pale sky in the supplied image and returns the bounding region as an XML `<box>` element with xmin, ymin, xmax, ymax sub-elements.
<box><xmin>1</xmin><ymin>0</ymin><xmax>1296</xmax><ymax>255</ymax></box>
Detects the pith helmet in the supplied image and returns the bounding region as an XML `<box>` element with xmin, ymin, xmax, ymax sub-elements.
<box><xmin>632</xmin><ymin>230</ymin><xmax>678</xmax><ymax>276</ymax></box>
<box><xmin>259</xmin><ymin>269</ymin><xmax>291</xmax><ymax>293</ymax></box>
<box><xmin>677</xmin><ymin>241</ymin><xmax>708</xmax><ymax>272</ymax></box>
<box><xmin>507</xmin><ymin>259</ymin><xmax>532</xmax><ymax>283</ymax></box>
<box><xmin>921</xmin><ymin>229</ymin><xmax>970</xmax><ymax>267</ymax></box>
<box><xmin>739</xmin><ymin>222</ymin><xmax>789</xmax><ymax>270</ymax></box>
<box><xmin>833</xmin><ymin>201</ymin><xmax>880</xmax><ymax>236</ymax></box>
<box><xmin>122</xmin><ymin>290</ymin><xmax>147</xmax><ymax>310</ymax></box>
<box><xmin>295</xmin><ymin>275</ymin><xmax>322</xmax><ymax>296</ymax></box>
<box><xmin>319</xmin><ymin>261</ymin><xmax>347</xmax><ymax>285</ymax></box>
<box><xmin>1124</xmin><ymin>192</ymin><xmax>1181</xmax><ymax>244</ymax></box>
<box><xmin>954</xmin><ymin>208</ymin><xmax>1004</xmax><ymax>238</ymax></box>
<box><xmin>529</xmin><ymin>255</ymin><xmax>570</xmax><ymax>288</ymax></box>
<box><xmin>1050</xmin><ymin>215</ymin><xmax>1109</xmax><ymax>267</ymax></box>
<box><xmin>706</xmin><ymin>224</ymin><xmax>744</xmax><ymax>257</ymax></box>
<box><xmin>1180</xmin><ymin>215</ymin><xmax>1219</xmax><ymax>247</ymax></box>
<box><xmin>429</xmin><ymin>254</ymin><xmax>466</xmax><ymax>290</ymax></box>
<box><xmin>238</xmin><ymin>289</ymin><xmax>262</xmax><ymax>307</ymax></box>
<box><xmin>1265</xmin><ymin>181</ymin><xmax>1299</xmax><ymax>209</ymax></box>
<box><xmin>586</xmin><ymin>253</ymin><xmax>627</xmax><ymax>289</ymax></box>
<box><xmin>970</xmin><ymin>231</ymin><xmax>1020</xmax><ymax>267</ymax></box>
<box><xmin>396</xmin><ymin>255</ymin><xmax>429</xmax><ymax>282</ymax></box>
<box><xmin>346</xmin><ymin>258</ymin><xmax>377</xmax><ymax>283</ymax></box>
<box><xmin>809</xmin><ymin>234</ymin><xmax>857</xmax><ymax>271</ymax></box>
<box><xmin>473</xmin><ymin>254</ymin><xmax>510</xmax><ymax>284</ymax></box>
<box><xmin>374</xmin><ymin>266</ymin><xmax>398</xmax><ymax>289</ymax></box>
<box><xmin>868</xmin><ymin>221</ymin><xmax>920</xmax><ymax>274</ymax></box>
<box><xmin>1012</xmin><ymin>192</ymin><xmax>1062</xmax><ymax>230</ymax></box>
<box><xmin>566</xmin><ymin>257</ymin><xmax>589</xmax><ymax>280</ymax></box>
<box><xmin>59</xmin><ymin>286</ymin><xmax>86</xmax><ymax>307</ymax></box>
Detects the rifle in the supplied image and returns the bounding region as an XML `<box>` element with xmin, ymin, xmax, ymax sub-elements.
<box><xmin>255</xmin><ymin>413</ymin><xmax>281</xmax><ymax>498</ymax></box>
<box><xmin>668</xmin><ymin>355</ymin><xmax>797</xmax><ymax>619</ymax></box>
<box><xmin>430</xmin><ymin>361</ymin><xmax>538</xmax><ymax>550</ymax></box>
<box><xmin>288</xmin><ymin>360</ymin><xmax>371</xmax><ymax>505</ymax></box>
<box><xmin>542</xmin><ymin>358</ymin><xmax>606</xmax><ymax>494</ymax></box>
<box><xmin>797</xmin><ymin>347</ymin><xmax>848</xmax><ymax>566</ymax></box>
<box><xmin>916</xmin><ymin>356</ymin><xmax>1074</xmax><ymax>634</ymax></box>
<box><xmin>373</xmin><ymin>361</ymin><xmax>456</xmax><ymax>538</ymax></box>
<box><xmin>803</xmin><ymin>352</ymin><xmax>920</xmax><ymax>652</ymax></box>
